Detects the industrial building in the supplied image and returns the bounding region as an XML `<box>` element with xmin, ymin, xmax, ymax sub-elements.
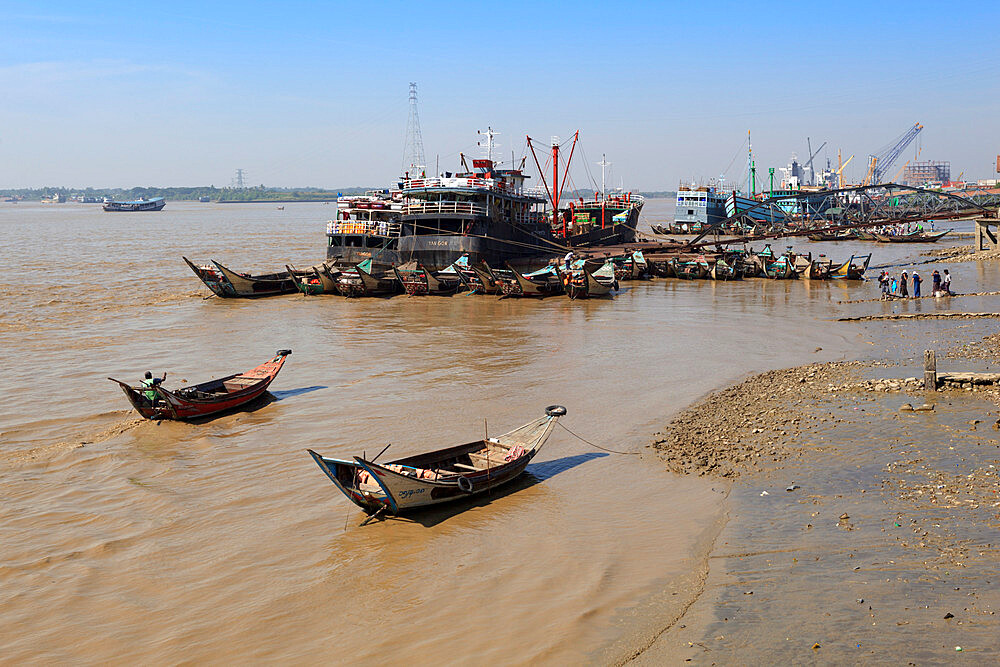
<box><xmin>903</xmin><ymin>160</ymin><xmax>950</xmax><ymax>187</ymax></box>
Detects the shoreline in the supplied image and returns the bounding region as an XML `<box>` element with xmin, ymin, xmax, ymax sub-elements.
<box><xmin>626</xmin><ymin>329</ymin><xmax>1000</xmax><ymax>662</ymax></box>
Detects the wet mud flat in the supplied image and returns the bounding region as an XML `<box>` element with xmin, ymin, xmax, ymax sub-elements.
<box><xmin>636</xmin><ymin>361</ymin><xmax>1000</xmax><ymax>664</ymax></box>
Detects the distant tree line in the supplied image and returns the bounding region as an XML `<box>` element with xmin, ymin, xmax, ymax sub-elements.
<box><xmin>0</xmin><ymin>185</ymin><xmax>378</xmax><ymax>202</ymax></box>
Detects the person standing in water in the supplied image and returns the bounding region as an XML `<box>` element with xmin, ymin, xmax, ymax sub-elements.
<box><xmin>912</xmin><ymin>271</ymin><xmax>922</xmax><ymax>298</ymax></box>
<box><xmin>943</xmin><ymin>269</ymin><xmax>952</xmax><ymax>295</ymax></box>
<box><xmin>932</xmin><ymin>270</ymin><xmax>942</xmax><ymax>296</ymax></box>
<box><xmin>900</xmin><ymin>271</ymin><xmax>909</xmax><ymax>298</ymax></box>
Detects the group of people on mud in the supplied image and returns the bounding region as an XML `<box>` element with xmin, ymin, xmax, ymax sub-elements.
<box><xmin>877</xmin><ymin>268</ymin><xmax>952</xmax><ymax>299</ymax></box>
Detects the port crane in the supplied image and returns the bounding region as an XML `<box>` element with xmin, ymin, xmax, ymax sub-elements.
<box><xmin>803</xmin><ymin>138</ymin><xmax>827</xmax><ymax>185</ymax></box>
<box><xmin>862</xmin><ymin>122</ymin><xmax>923</xmax><ymax>186</ymax></box>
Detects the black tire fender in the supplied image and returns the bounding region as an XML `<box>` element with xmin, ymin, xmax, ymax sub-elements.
<box><xmin>457</xmin><ymin>476</ymin><xmax>474</xmax><ymax>493</ymax></box>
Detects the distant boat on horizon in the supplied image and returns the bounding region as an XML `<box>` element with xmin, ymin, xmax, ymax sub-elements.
<box><xmin>103</xmin><ymin>197</ymin><xmax>166</xmax><ymax>212</ymax></box>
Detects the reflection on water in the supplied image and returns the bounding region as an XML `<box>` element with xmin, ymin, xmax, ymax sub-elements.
<box><xmin>0</xmin><ymin>199</ymin><xmax>989</xmax><ymax>663</ymax></box>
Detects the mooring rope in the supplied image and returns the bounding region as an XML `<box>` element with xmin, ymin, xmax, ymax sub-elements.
<box><xmin>557</xmin><ymin>422</ymin><xmax>639</xmax><ymax>455</ymax></box>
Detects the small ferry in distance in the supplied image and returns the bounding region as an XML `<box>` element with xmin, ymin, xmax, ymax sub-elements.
<box><xmin>103</xmin><ymin>197</ymin><xmax>166</xmax><ymax>212</ymax></box>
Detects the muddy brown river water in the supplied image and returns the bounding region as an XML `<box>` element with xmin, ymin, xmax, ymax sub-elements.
<box><xmin>1</xmin><ymin>199</ymin><xmax>969</xmax><ymax>663</ymax></box>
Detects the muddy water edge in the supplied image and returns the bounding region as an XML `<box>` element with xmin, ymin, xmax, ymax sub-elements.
<box><xmin>0</xmin><ymin>198</ymin><xmax>929</xmax><ymax>663</ymax></box>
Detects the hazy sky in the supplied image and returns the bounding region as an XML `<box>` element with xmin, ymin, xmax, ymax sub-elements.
<box><xmin>2</xmin><ymin>1</ymin><xmax>998</xmax><ymax>190</ymax></box>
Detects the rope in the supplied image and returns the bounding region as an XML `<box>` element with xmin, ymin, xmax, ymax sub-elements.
<box><xmin>558</xmin><ymin>422</ymin><xmax>638</xmax><ymax>455</ymax></box>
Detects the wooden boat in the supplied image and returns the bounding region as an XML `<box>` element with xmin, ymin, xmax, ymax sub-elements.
<box><xmin>286</xmin><ymin>263</ymin><xmax>339</xmax><ymax>295</ymax></box>
<box><xmin>807</xmin><ymin>231</ymin><xmax>856</xmax><ymax>241</ymax></box>
<box><xmin>647</xmin><ymin>258</ymin><xmax>673</xmax><ymax>278</ymax></box>
<box><xmin>671</xmin><ymin>258</ymin><xmax>708</xmax><ymax>280</ymax></box>
<box><xmin>183</xmin><ymin>257</ymin><xmax>300</xmax><ymax>298</ymax></box>
<box><xmin>872</xmin><ymin>229</ymin><xmax>950</xmax><ymax>243</ymax></box>
<box><xmin>493</xmin><ymin>263</ymin><xmax>558</xmax><ymax>297</ymax></box>
<box><xmin>307</xmin><ymin>405</ymin><xmax>567</xmax><ymax>517</ymax></box>
<box><xmin>735</xmin><ymin>253</ymin><xmax>761</xmax><ymax>278</ymax></box>
<box><xmin>439</xmin><ymin>256</ymin><xmax>498</xmax><ymax>294</ymax></box>
<box><xmin>798</xmin><ymin>258</ymin><xmax>832</xmax><ymax>280</ymax></box>
<box><xmin>710</xmin><ymin>257</ymin><xmax>738</xmax><ymax>281</ymax></box>
<box><xmin>394</xmin><ymin>260</ymin><xmax>460</xmax><ymax>296</ymax></box>
<box><xmin>830</xmin><ymin>253</ymin><xmax>872</xmax><ymax>280</ymax></box>
<box><xmin>337</xmin><ymin>260</ymin><xmax>397</xmax><ymax>297</ymax></box>
<box><xmin>563</xmin><ymin>260</ymin><xmax>616</xmax><ymax>299</ymax></box>
<box><xmin>109</xmin><ymin>350</ymin><xmax>291</xmax><ymax>421</ymax></box>
<box><xmin>763</xmin><ymin>255</ymin><xmax>795</xmax><ymax>279</ymax></box>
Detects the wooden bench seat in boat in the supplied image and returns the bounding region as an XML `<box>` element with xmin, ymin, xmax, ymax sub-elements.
<box><xmin>223</xmin><ymin>376</ymin><xmax>261</xmax><ymax>392</ymax></box>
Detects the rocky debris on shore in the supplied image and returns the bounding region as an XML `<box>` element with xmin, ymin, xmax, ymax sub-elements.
<box><xmin>947</xmin><ymin>332</ymin><xmax>1000</xmax><ymax>362</ymax></box>
<box><xmin>838</xmin><ymin>312</ymin><xmax>1000</xmax><ymax>321</ymax></box>
<box><xmin>829</xmin><ymin>377</ymin><xmax>924</xmax><ymax>393</ymax></box>
<box><xmin>923</xmin><ymin>244</ymin><xmax>1000</xmax><ymax>263</ymax></box>
<box><xmin>649</xmin><ymin>362</ymin><xmax>862</xmax><ymax>478</ymax></box>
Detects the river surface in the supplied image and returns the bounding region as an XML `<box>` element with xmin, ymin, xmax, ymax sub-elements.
<box><xmin>0</xmin><ymin>198</ymin><xmax>964</xmax><ymax>663</ymax></box>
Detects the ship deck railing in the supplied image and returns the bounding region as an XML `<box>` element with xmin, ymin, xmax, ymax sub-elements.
<box><xmin>403</xmin><ymin>201</ymin><xmax>489</xmax><ymax>217</ymax></box>
<box><xmin>571</xmin><ymin>195</ymin><xmax>643</xmax><ymax>209</ymax></box>
<box><xmin>402</xmin><ymin>176</ymin><xmax>522</xmax><ymax>196</ymax></box>
<box><xmin>326</xmin><ymin>220</ymin><xmax>402</xmax><ymax>237</ymax></box>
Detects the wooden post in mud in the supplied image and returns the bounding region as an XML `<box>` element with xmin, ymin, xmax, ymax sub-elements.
<box><xmin>924</xmin><ymin>350</ymin><xmax>937</xmax><ymax>390</ymax></box>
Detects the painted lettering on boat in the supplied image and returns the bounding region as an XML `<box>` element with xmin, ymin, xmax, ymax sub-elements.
<box><xmin>399</xmin><ymin>488</ymin><xmax>427</xmax><ymax>499</ymax></box>
<box><xmin>427</xmin><ymin>241</ymin><xmax>450</xmax><ymax>246</ymax></box>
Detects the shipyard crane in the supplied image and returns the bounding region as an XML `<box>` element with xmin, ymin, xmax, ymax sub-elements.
<box><xmin>864</xmin><ymin>122</ymin><xmax>923</xmax><ymax>186</ymax></box>
<box><xmin>803</xmin><ymin>138</ymin><xmax>827</xmax><ymax>186</ymax></box>
<box><xmin>837</xmin><ymin>152</ymin><xmax>853</xmax><ymax>189</ymax></box>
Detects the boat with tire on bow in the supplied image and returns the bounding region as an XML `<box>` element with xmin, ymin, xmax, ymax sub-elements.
<box><xmin>307</xmin><ymin>405</ymin><xmax>566</xmax><ymax>517</ymax></box>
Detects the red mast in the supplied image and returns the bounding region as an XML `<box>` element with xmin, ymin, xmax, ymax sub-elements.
<box><xmin>527</xmin><ymin>131</ymin><xmax>579</xmax><ymax>239</ymax></box>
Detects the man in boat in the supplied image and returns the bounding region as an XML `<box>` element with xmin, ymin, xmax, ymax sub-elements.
<box><xmin>563</xmin><ymin>250</ymin><xmax>574</xmax><ymax>270</ymax></box>
<box><xmin>141</xmin><ymin>371</ymin><xmax>167</xmax><ymax>405</ymax></box>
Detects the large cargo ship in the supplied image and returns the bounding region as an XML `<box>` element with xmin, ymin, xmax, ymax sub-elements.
<box><xmin>325</xmin><ymin>131</ymin><xmax>643</xmax><ymax>269</ymax></box>
<box><xmin>395</xmin><ymin>161</ymin><xmax>554</xmax><ymax>269</ymax></box>
<box><xmin>557</xmin><ymin>190</ymin><xmax>643</xmax><ymax>246</ymax></box>
<box><xmin>326</xmin><ymin>190</ymin><xmax>404</xmax><ymax>265</ymax></box>
<box><xmin>673</xmin><ymin>185</ymin><xmax>728</xmax><ymax>232</ymax></box>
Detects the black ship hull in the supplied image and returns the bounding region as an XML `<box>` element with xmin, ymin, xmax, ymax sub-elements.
<box><xmin>562</xmin><ymin>203</ymin><xmax>641</xmax><ymax>248</ymax></box>
<box><xmin>396</xmin><ymin>216</ymin><xmax>558</xmax><ymax>270</ymax></box>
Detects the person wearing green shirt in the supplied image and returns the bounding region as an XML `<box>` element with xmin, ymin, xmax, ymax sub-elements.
<box><xmin>141</xmin><ymin>371</ymin><xmax>167</xmax><ymax>403</ymax></box>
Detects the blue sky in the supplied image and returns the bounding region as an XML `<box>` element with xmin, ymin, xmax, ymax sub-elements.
<box><xmin>1</xmin><ymin>1</ymin><xmax>998</xmax><ymax>189</ymax></box>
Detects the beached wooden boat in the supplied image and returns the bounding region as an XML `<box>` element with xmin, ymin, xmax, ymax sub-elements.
<box><xmin>394</xmin><ymin>260</ymin><xmax>460</xmax><ymax>296</ymax></box>
<box><xmin>109</xmin><ymin>350</ymin><xmax>291</xmax><ymax>420</ymax></box>
<box><xmin>563</xmin><ymin>260</ymin><xmax>616</xmax><ymax>299</ymax></box>
<box><xmin>798</xmin><ymin>258</ymin><xmax>833</xmax><ymax>280</ymax></box>
<box><xmin>439</xmin><ymin>256</ymin><xmax>499</xmax><ymax>294</ymax></box>
<box><xmin>671</xmin><ymin>258</ymin><xmax>708</xmax><ymax>280</ymax></box>
<box><xmin>183</xmin><ymin>257</ymin><xmax>301</xmax><ymax>298</ymax></box>
<box><xmin>763</xmin><ymin>255</ymin><xmax>795</xmax><ymax>279</ymax></box>
<box><xmin>286</xmin><ymin>263</ymin><xmax>339</xmax><ymax>295</ymax></box>
<box><xmin>307</xmin><ymin>405</ymin><xmax>567</xmax><ymax>517</ymax></box>
<box><xmin>872</xmin><ymin>230</ymin><xmax>950</xmax><ymax>243</ymax></box>
<box><xmin>710</xmin><ymin>257</ymin><xmax>738</xmax><ymax>281</ymax></box>
<box><xmin>492</xmin><ymin>263</ymin><xmax>560</xmax><ymax>297</ymax></box>
<box><xmin>335</xmin><ymin>260</ymin><xmax>397</xmax><ymax>297</ymax></box>
<box><xmin>807</xmin><ymin>231</ymin><xmax>856</xmax><ymax>241</ymax></box>
<box><xmin>830</xmin><ymin>253</ymin><xmax>872</xmax><ymax>280</ymax></box>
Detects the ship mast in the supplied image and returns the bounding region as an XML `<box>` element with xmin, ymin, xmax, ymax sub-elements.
<box><xmin>527</xmin><ymin>131</ymin><xmax>579</xmax><ymax>238</ymax></box>
<box><xmin>597</xmin><ymin>153</ymin><xmax>610</xmax><ymax>200</ymax></box>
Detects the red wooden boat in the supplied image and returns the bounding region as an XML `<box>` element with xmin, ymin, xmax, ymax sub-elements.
<box><xmin>109</xmin><ymin>350</ymin><xmax>291</xmax><ymax>420</ymax></box>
